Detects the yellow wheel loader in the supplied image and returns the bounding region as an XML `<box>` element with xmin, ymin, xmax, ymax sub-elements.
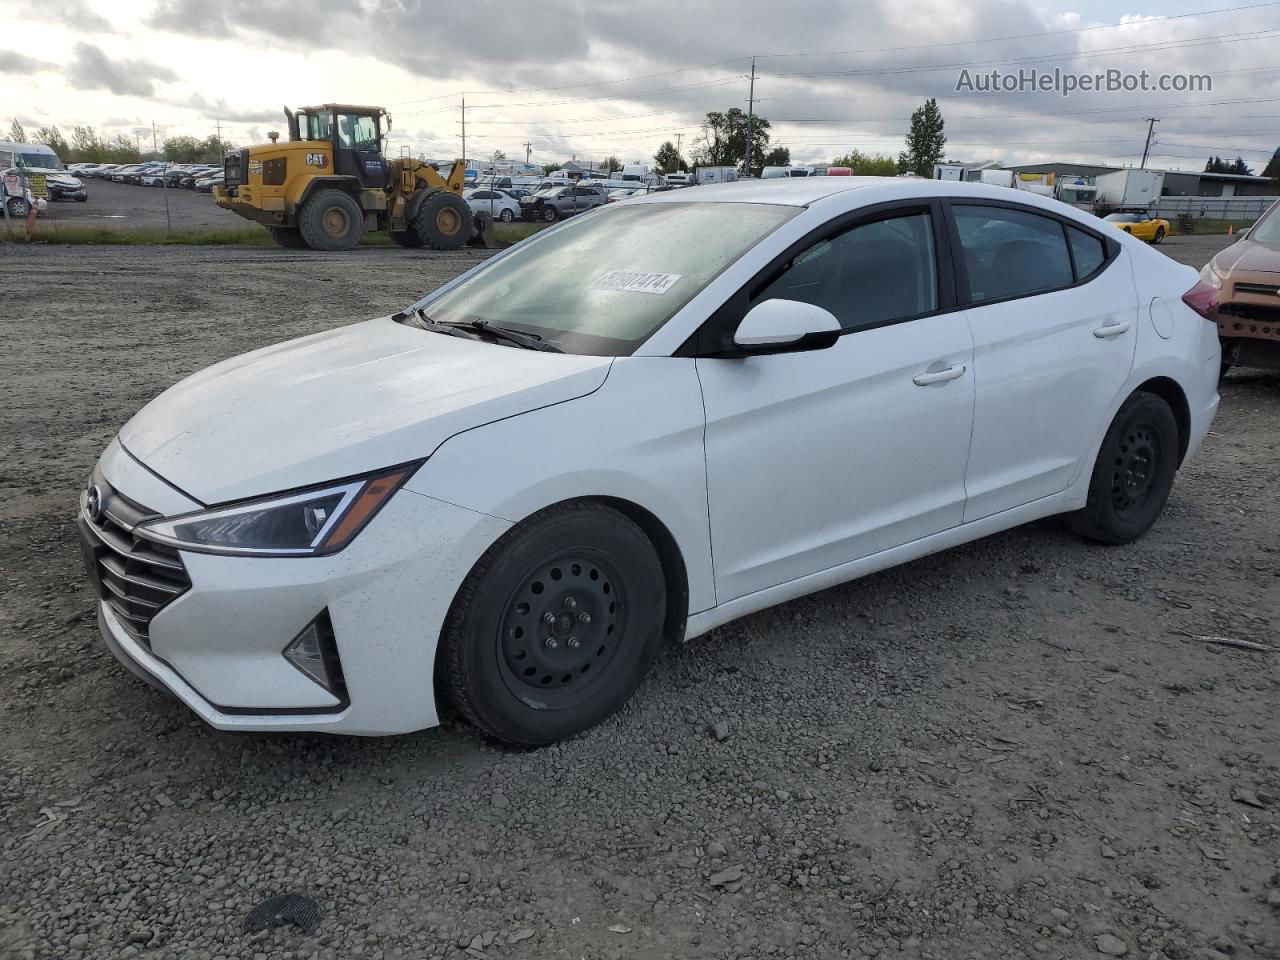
<box><xmin>212</xmin><ymin>104</ymin><xmax>477</xmax><ymax>251</ymax></box>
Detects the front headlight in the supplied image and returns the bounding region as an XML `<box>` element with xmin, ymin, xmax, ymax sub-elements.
<box><xmin>136</xmin><ymin>464</ymin><xmax>418</xmax><ymax>557</ymax></box>
<box><xmin>1199</xmin><ymin>260</ymin><xmax>1224</xmax><ymax>289</ymax></box>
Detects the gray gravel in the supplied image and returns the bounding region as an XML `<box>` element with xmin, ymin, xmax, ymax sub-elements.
<box><xmin>1</xmin><ymin>237</ymin><xmax>1277</xmax><ymax>960</ymax></box>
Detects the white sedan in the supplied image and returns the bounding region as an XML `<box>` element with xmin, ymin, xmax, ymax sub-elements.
<box><xmin>464</xmin><ymin>188</ymin><xmax>520</xmax><ymax>222</ymax></box>
<box><xmin>80</xmin><ymin>178</ymin><xmax>1220</xmax><ymax>744</ymax></box>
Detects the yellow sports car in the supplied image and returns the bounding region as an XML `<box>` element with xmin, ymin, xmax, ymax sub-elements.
<box><xmin>1102</xmin><ymin>212</ymin><xmax>1170</xmax><ymax>243</ymax></box>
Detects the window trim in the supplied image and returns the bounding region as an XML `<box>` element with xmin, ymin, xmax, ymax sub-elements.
<box><xmin>676</xmin><ymin>198</ymin><xmax>959</xmax><ymax>357</ymax></box>
<box><xmin>943</xmin><ymin>198</ymin><xmax>1119</xmax><ymax>309</ymax></box>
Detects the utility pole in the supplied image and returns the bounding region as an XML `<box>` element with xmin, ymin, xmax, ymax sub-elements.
<box><xmin>524</xmin><ymin>141</ymin><xmax>532</xmax><ymax>164</ymax></box>
<box><xmin>675</xmin><ymin>132</ymin><xmax>683</xmax><ymax>156</ymax></box>
<box><xmin>743</xmin><ymin>56</ymin><xmax>756</xmax><ymax>176</ymax></box>
<box><xmin>152</xmin><ymin>121</ymin><xmax>158</xmax><ymax>153</ymax></box>
<box><xmin>460</xmin><ymin>97</ymin><xmax>466</xmax><ymax>166</ymax></box>
<box><xmin>215</xmin><ymin>119</ymin><xmax>224</xmax><ymax>161</ymax></box>
<box><xmin>1140</xmin><ymin>117</ymin><xmax>1159</xmax><ymax>169</ymax></box>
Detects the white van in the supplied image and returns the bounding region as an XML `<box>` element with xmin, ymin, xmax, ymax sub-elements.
<box><xmin>0</xmin><ymin>140</ymin><xmax>87</xmax><ymax>201</ymax></box>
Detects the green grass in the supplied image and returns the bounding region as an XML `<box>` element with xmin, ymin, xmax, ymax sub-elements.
<box><xmin>1169</xmin><ymin>217</ymin><xmax>1256</xmax><ymax>236</ymax></box>
<box><xmin>1</xmin><ymin>219</ymin><xmax>548</xmax><ymax>248</ymax></box>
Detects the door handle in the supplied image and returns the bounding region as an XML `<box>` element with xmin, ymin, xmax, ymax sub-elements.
<box><xmin>913</xmin><ymin>364</ymin><xmax>966</xmax><ymax>386</ymax></box>
<box><xmin>1093</xmin><ymin>320</ymin><xmax>1131</xmax><ymax>338</ymax></box>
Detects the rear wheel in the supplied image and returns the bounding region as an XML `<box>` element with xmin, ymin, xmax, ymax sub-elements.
<box><xmin>440</xmin><ymin>501</ymin><xmax>667</xmax><ymax>746</ymax></box>
<box><xmin>412</xmin><ymin>191</ymin><xmax>473</xmax><ymax>250</ymax></box>
<box><xmin>499</xmin><ymin>207</ymin><xmax>515</xmax><ymax>222</ymax></box>
<box><xmin>1153</xmin><ymin>225</ymin><xmax>1166</xmax><ymax>243</ymax></box>
<box><xmin>389</xmin><ymin>229</ymin><xmax>425</xmax><ymax>248</ymax></box>
<box><xmin>541</xmin><ymin>206</ymin><xmax>558</xmax><ymax>223</ymax></box>
<box><xmin>1067</xmin><ymin>392</ymin><xmax>1180</xmax><ymax>545</ymax></box>
<box><xmin>298</xmin><ymin>189</ymin><xmax>364</xmax><ymax>251</ymax></box>
<box><xmin>6</xmin><ymin>196</ymin><xmax>30</xmax><ymax>218</ymax></box>
<box><xmin>267</xmin><ymin>227</ymin><xmax>307</xmax><ymax>248</ymax></box>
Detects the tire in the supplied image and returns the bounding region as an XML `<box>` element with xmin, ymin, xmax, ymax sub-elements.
<box><xmin>440</xmin><ymin>501</ymin><xmax>667</xmax><ymax>746</ymax></box>
<box><xmin>1153</xmin><ymin>226</ymin><xmax>1165</xmax><ymax>244</ymax></box>
<box><xmin>1219</xmin><ymin>338</ymin><xmax>1239</xmax><ymax>380</ymax></box>
<box><xmin>267</xmin><ymin>227</ymin><xmax>307</xmax><ymax>248</ymax></box>
<box><xmin>75</xmin><ymin>194</ymin><xmax>87</xmax><ymax>202</ymax></box>
<box><xmin>1123</xmin><ymin>226</ymin><xmax>1132</xmax><ymax>234</ymax></box>
<box><xmin>499</xmin><ymin>207</ymin><xmax>515</xmax><ymax>222</ymax></box>
<box><xmin>6</xmin><ymin>196</ymin><xmax>30</xmax><ymax>218</ymax></box>
<box><xmin>298</xmin><ymin>188</ymin><xmax>364</xmax><ymax>251</ymax></box>
<box><xmin>389</xmin><ymin>229</ymin><xmax>425</xmax><ymax>248</ymax></box>
<box><xmin>541</xmin><ymin>206</ymin><xmax>558</xmax><ymax>223</ymax></box>
<box><xmin>1067</xmin><ymin>391</ymin><xmax>1180</xmax><ymax>545</ymax></box>
<box><xmin>411</xmin><ymin>191</ymin><xmax>473</xmax><ymax>250</ymax></box>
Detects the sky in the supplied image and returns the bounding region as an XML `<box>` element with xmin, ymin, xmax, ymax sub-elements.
<box><xmin>2</xmin><ymin>0</ymin><xmax>1277</xmax><ymax>172</ymax></box>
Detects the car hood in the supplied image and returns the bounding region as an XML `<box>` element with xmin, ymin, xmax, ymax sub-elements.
<box><xmin>120</xmin><ymin>316</ymin><xmax>613</xmax><ymax>505</ymax></box>
<box><xmin>1215</xmin><ymin>237</ymin><xmax>1280</xmax><ymax>275</ymax></box>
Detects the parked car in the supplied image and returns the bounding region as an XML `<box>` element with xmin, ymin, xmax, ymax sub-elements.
<box><xmin>194</xmin><ymin>173</ymin><xmax>223</xmax><ymax>193</ymax></box>
<box><xmin>520</xmin><ymin>184</ymin><xmax>607</xmax><ymax>222</ymax></box>
<box><xmin>1102</xmin><ymin>212</ymin><xmax>1169</xmax><ymax>244</ymax></box>
<box><xmin>464</xmin><ymin>188</ymin><xmax>520</xmax><ymax>223</ymax></box>
<box><xmin>181</xmin><ymin>167</ymin><xmax>218</xmax><ymax>189</ymax></box>
<box><xmin>80</xmin><ymin>178</ymin><xmax>1219</xmax><ymax>745</ymax></box>
<box><xmin>1197</xmin><ymin>197</ymin><xmax>1280</xmax><ymax>375</ymax></box>
<box><xmin>109</xmin><ymin>165</ymin><xmax>141</xmax><ymax>182</ymax></box>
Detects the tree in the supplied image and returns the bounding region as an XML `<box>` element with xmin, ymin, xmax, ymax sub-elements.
<box><xmin>653</xmin><ymin>141</ymin><xmax>686</xmax><ymax>174</ymax></box>
<box><xmin>163</xmin><ymin>135</ymin><xmax>201</xmax><ymax>163</ymax></box>
<box><xmin>489</xmin><ymin>149</ymin><xmax>507</xmax><ymax>164</ymax></box>
<box><xmin>541</xmin><ymin>162</ymin><xmax>560</xmax><ymax>176</ymax></box>
<box><xmin>691</xmin><ymin>107</ymin><xmax>771</xmax><ymax>171</ymax></box>
<box><xmin>1204</xmin><ymin>156</ymin><xmax>1227</xmax><ymax>173</ymax></box>
<box><xmin>1228</xmin><ymin>155</ymin><xmax>1253</xmax><ymax>175</ymax></box>
<box><xmin>8</xmin><ymin>119</ymin><xmax>26</xmax><ymax>142</ymax></box>
<box><xmin>1262</xmin><ymin>147</ymin><xmax>1280</xmax><ymax>183</ymax></box>
<box><xmin>197</xmin><ymin>134</ymin><xmax>232</xmax><ymax>163</ymax></box>
<box><xmin>897</xmin><ymin>98</ymin><xmax>947</xmax><ymax>178</ymax></box>
<box><xmin>763</xmin><ymin>145</ymin><xmax>790</xmax><ymax>166</ymax></box>
<box><xmin>34</xmin><ymin>125</ymin><xmax>70</xmax><ymax>156</ymax></box>
<box><xmin>602</xmin><ymin>155</ymin><xmax>622</xmax><ymax>174</ymax></box>
<box><xmin>832</xmin><ymin>149</ymin><xmax>899</xmax><ymax>176</ymax></box>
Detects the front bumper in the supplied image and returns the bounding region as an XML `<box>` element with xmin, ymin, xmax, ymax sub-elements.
<box><xmin>87</xmin><ymin>443</ymin><xmax>510</xmax><ymax>735</ymax></box>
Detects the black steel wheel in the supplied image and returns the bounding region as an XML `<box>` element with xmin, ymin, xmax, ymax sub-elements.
<box><xmin>1067</xmin><ymin>391</ymin><xmax>1180</xmax><ymax>545</ymax></box>
<box><xmin>440</xmin><ymin>501</ymin><xmax>667</xmax><ymax>746</ymax></box>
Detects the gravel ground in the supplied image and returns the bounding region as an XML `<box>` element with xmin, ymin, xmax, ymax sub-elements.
<box><xmin>1</xmin><ymin>236</ymin><xmax>1276</xmax><ymax>960</ymax></box>
<box><xmin>35</xmin><ymin>178</ymin><xmax>243</xmax><ymax>231</ymax></box>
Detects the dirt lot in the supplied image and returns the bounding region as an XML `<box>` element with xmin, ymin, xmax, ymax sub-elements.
<box><xmin>35</xmin><ymin>178</ymin><xmax>243</xmax><ymax>231</ymax></box>
<box><xmin>0</xmin><ymin>235</ymin><xmax>1276</xmax><ymax>960</ymax></box>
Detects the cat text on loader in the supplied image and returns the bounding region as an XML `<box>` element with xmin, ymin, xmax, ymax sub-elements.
<box><xmin>212</xmin><ymin>104</ymin><xmax>481</xmax><ymax>251</ymax></box>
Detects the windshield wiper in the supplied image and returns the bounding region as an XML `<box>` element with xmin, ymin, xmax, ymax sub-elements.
<box><xmin>417</xmin><ymin>311</ymin><xmax>562</xmax><ymax>352</ymax></box>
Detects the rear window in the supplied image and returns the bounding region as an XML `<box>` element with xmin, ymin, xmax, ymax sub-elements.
<box><xmin>1068</xmin><ymin>227</ymin><xmax>1106</xmax><ymax>279</ymax></box>
<box><xmin>954</xmin><ymin>205</ymin><xmax>1074</xmax><ymax>303</ymax></box>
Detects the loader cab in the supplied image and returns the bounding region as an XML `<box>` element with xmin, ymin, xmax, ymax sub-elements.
<box><xmin>290</xmin><ymin>104</ymin><xmax>389</xmax><ymax>189</ymax></box>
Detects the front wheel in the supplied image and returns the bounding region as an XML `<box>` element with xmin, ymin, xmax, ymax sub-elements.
<box><xmin>6</xmin><ymin>196</ymin><xmax>30</xmax><ymax>218</ymax></box>
<box><xmin>499</xmin><ymin>207</ymin><xmax>515</xmax><ymax>222</ymax></box>
<box><xmin>440</xmin><ymin>501</ymin><xmax>667</xmax><ymax>746</ymax></box>
<box><xmin>1152</xmin><ymin>225</ymin><xmax>1165</xmax><ymax>243</ymax></box>
<box><xmin>411</xmin><ymin>191</ymin><xmax>473</xmax><ymax>250</ymax></box>
<box><xmin>1067</xmin><ymin>392</ymin><xmax>1180</xmax><ymax>545</ymax></box>
<box><xmin>541</xmin><ymin>206</ymin><xmax>558</xmax><ymax>223</ymax></box>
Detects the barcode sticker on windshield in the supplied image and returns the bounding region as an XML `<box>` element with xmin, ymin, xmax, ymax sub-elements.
<box><xmin>592</xmin><ymin>271</ymin><xmax>683</xmax><ymax>295</ymax></box>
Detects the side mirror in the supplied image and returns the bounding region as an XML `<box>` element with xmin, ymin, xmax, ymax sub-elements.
<box><xmin>729</xmin><ymin>298</ymin><xmax>842</xmax><ymax>356</ymax></box>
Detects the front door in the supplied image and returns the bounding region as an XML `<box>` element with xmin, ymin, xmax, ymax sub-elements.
<box><xmin>949</xmin><ymin>202</ymin><xmax>1139</xmax><ymax>521</ymax></box>
<box><xmin>697</xmin><ymin>206</ymin><xmax>976</xmax><ymax>603</ymax></box>
<box><xmin>334</xmin><ymin>112</ymin><xmax>386</xmax><ymax>188</ymax></box>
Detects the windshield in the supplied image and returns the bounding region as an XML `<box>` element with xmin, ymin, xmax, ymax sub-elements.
<box><xmin>416</xmin><ymin>201</ymin><xmax>797</xmax><ymax>355</ymax></box>
<box><xmin>20</xmin><ymin>152</ymin><xmax>63</xmax><ymax>170</ymax></box>
<box><xmin>1102</xmin><ymin>214</ymin><xmax>1136</xmax><ymax>222</ymax></box>
<box><xmin>1248</xmin><ymin>202</ymin><xmax>1280</xmax><ymax>245</ymax></box>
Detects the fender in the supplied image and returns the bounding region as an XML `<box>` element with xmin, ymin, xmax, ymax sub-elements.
<box><xmin>296</xmin><ymin>175</ymin><xmax>362</xmax><ymax>208</ymax></box>
<box><xmin>406</xmin><ymin>186</ymin><xmax>444</xmax><ymax>224</ymax></box>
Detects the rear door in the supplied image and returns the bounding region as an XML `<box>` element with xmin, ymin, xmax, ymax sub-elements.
<box><xmin>949</xmin><ymin>201</ymin><xmax>1138</xmax><ymax>521</ymax></box>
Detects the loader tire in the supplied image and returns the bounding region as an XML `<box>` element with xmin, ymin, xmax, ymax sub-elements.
<box><xmin>267</xmin><ymin>227</ymin><xmax>307</xmax><ymax>248</ymax></box>
<box><xmin>298</xmin><ymin>189</ymin><xmax>364</xmax><ymax>251</ymax></box>
<box><xmin>413</xmin><ymin>192</ymin><xmax>472</xmax><ymax>250</ymax></box>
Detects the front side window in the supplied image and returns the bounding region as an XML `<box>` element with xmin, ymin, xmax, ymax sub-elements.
<box><xmin>417</xmin><ymin>201</ymin><xmax>797</xmax><ymax>356</ymax></box>
<box><xmin>1248</xmin><ymin>201</ymin><xmax>1280</xmax><ymax>245</ymax></box>
<box><xmin>954</xmin><ymin>205</ymin><xmax>1073</xmax><ymax>303</ymax></box>
<box><xmin>19</xmin><ymin>152</ymin><xmax>63</xmax><ymax>170</ymax></box>
<box><xmin>754</xmin><ymin>211</ymin><xmax>938</xmax><ymax>331</ymax></box>
<box><xmin>304</xmin><ymin>112</ymin><xmax>333</xmax><ymax>141</ymax></box>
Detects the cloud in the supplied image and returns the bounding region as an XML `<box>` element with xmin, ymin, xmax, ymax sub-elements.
<box><xmin>0</xmin><ymin>50</ymin><xmax>57</xmax><ymax>74</ymax></box>
<box><xmin>68</xmin><ymin>42</ymin><xmax>178</xmax><ymax>97</ymax></box>
<box><xmin>53</xmin><ymin>0</ymin><xmax>116</xmax><ymax>33</ymax></box>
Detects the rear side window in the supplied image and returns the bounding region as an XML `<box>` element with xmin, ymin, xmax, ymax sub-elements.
<box><xmin>755</xmin><ymin>211</ymin><xmax>938</xmax><ymax>331</ymax></box>
<box><xmin>953</xmin><ymin>205</ymin><xmax>1073</xmax><ymax>303</ymax></box>
<box><xmin>1068</xmin><ymin>227</ymin><xmax>1106</xmax><ymax>279</ymax></box>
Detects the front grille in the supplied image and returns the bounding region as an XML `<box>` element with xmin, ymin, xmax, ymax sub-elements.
<box><xmin>79</xmin><ymin>467</ymin><xmax>190</xmax><ymax>651</ymax></box>
<box><xmin>1235</xmin><ymin>281</ymin><xmax>1280</xmax><ymax>297</ymax></box>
